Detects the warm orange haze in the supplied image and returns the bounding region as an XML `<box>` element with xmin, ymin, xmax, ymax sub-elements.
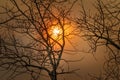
<box><xmin>0</xmin><ymin>0</ymin><xmax>120</xmax><ymax>80</ymax></box>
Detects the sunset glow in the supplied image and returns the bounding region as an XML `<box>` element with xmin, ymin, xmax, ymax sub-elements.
<box><xmin>50</xmin><ymin>25</ymin><xmax>62</xmax><ymax>39</ymax></box>
<box><xmin>53</xmin><ymin>27</ymin><xmax>60</xmax><ymax>36</ymax></box>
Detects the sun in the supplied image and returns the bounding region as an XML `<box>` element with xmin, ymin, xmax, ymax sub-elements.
<box><xmin>50</xmin><ymin>25</ymin><xmax>62</xmax><ymax>38</ymax></box>
<box><xmin>53</xmin><ymin>27</ymin><xmax>60</xmax><ymax>36</ymax></box>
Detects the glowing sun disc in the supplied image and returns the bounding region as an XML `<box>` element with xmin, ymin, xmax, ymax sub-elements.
<box><xmin>53</xmin><ymin>28</ymin><xmax>60</xmax><ymax>35</ymax></box>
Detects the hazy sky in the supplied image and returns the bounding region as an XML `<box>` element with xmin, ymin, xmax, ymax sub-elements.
<box><xmin>0</xmin><ymin>0</ymin><xmax>107</xmax><ymax>80</ymax></box>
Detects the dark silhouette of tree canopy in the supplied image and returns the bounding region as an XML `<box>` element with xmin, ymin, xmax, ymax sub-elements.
<box><xmin>0</xmin><ymin>0</ymin><xmax>78</xmax><ymax>80</ymax></box>
<box><xmin>77</xmin><ymin>0</ymin><xmax>120</xmax><ymax>80</ymax></box>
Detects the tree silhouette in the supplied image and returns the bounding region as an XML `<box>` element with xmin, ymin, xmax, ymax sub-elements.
<box><xmin>77</xmin><ymin>0</ymin><xmax>120</xmax><ymax>80</ymax></box>
<box><xmin>0</xmin><ymin>0</ymin><xmax>78</xmax><ymax>80</ymax></box>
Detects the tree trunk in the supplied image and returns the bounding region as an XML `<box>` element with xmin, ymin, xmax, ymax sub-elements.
<box><xmin>49</xmin><ymin>70</ymin><xmax>57</xmax><ymax>80</ymax></box>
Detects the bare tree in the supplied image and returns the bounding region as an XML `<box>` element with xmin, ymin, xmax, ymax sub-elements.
<box><xmin>0</xmin><ymin>0</ymin><xmax>78</xmax><ymax>80</ymax></box>
<box><xmin>77</xmin><ymin>0</ymin><xmax>120</xmax><ymax>80</ymax></box>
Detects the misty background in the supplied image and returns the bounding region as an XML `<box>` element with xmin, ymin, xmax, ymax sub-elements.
<box><xmin>0</xmin><ymin>0</ymin><xmax>111</xmax><ymax>80</ymax></box>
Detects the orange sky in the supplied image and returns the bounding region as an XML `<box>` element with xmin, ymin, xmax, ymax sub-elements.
<box><xmin>0</xmin><ymin>0</ymin><xmax>108</xmax><ymax>80</ymax></box>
